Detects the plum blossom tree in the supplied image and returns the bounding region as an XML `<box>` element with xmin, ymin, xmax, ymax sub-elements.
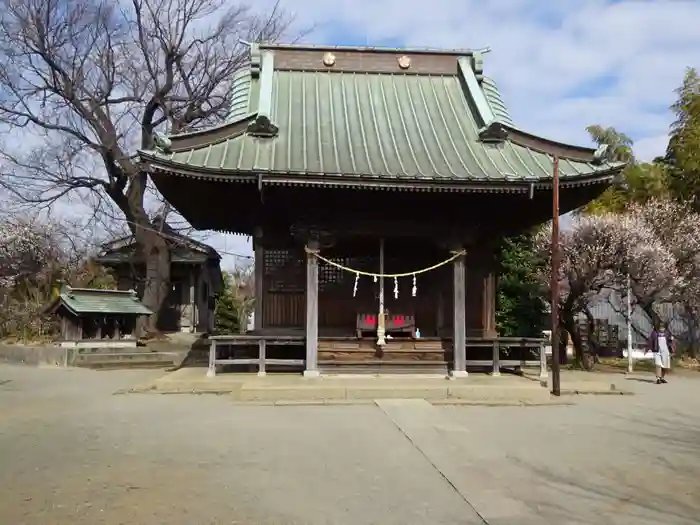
<box><xmin>0</xmin><ymin>213</ymin><xmax>115</xmax><ymax>340</ymax></box>
<box><xmin>535</xmin><ymin>213</ymin><xmax>676</xmax><ymax>369</ymax></box>
<box><xmin>628</xmin><ymin>198</ymin><xmax>700</xmax><ymax>349</ymax></box>
<box><xmin>0</xmin><ymin>217</ymin><xmax>58</xmax><ymax>290</ymax></box>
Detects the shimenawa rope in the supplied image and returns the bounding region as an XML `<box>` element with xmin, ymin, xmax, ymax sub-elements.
<box><xmin>303</xmin><ymin>247</ymin><xmax>465</xmax><ymax>279</ymax></box>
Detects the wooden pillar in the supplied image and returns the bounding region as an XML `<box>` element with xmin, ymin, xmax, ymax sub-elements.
<box><xmin>482</xmin><ymin>271</ymin><xmax>497</xmax><ymax>339</ymax></box>
<box><xmin>436</xmin><ymin>289</ymin><xmax>444</xmax><ymax>338</ymax></box>
<box><xmin>466</xmin><ymin>245</ymin><xmax>498</xmax><ymax>339</ymax></box>
<box><xmin>258</xmin><ymin>339</ymin><xmax>266</xmax><ymax>377</ymax></box>
<box><xmin>190</xmin><ymin>267</ymin><xmax>199</xmax><ymax>333</ymax></box>
<box><xmin>492</xmin><ymin>339</ymin><xmax>501</xmax><ymax>376</ymax></box>
<box><xmin>253</xmin><ymin>228</ymin><xmax>264</xmax><ymax>332</ymax></box>
<box><xmin>539</xmin><ymin>340</ymin><xmax>549</xmax><ymax>384</ymax></box>
<box><xmin>206</xmin><ymin>338</ymin><xmax>217</xmax><ymax>377</ymax></box>
<box><xmin>451</xmin><ymin>248</ymin><xmax>468</xmax><ymax>378</ymax></box>
<box><xmin>304</xmin><ymin>239</ymin><xmax>320</xmax><ymax>377</ymax></box>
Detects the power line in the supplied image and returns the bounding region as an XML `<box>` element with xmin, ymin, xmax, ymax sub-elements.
<box><xmin>115</xmin><ymin>219</ymin><xmax>254</xmax><ymax>260</ymax></box>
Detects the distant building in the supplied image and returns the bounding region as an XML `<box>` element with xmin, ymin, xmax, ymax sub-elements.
<box><xmin>583</xmin><ymin>291</ymin><xmax>690</xmax><ymax>347</ymax></box>
<box><xmin>95</xmin><ymin>218</ymin><xmax>223</xmax><ymax>333</ymax></box>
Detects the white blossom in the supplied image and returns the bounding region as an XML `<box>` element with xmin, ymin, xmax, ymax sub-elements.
<box><xmin>535</xmin><ymin>212</ymin><xmax>677</xmax><ymax>315</ymax></box>
<box><xmin>630</xmin><ymin>198</ymin><xmax>700</xmax><ymax>318</ymax></box>
<box><xmin>0</xmin><ymin>217</ymin><xmax>57</xmax><ymax>289</ymax></box>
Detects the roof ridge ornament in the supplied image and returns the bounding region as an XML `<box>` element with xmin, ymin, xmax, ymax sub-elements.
<box><xmin>153</xmin><ymin>131</ymin><xmax>172</xmax><ymax>153</ymax></box>
<box><xmin>593</xmin><ymin>144</ymin><xmax>609</xmax><ymax>165</ymax></box>
<box><xmin>247</xmin><ymin>50</ymin><xmax>279</xmax><ymax>137</ymax></box>
<box><xmin>322</xmin><ymin>52</ymin><xmax>336</xmax><ymax>67</ymax></box>
<box><xmin>250</xmin><ymin>42</ymin><xmax>262</xmax><ymax>77</ymax></box>
<box><xmin>458</xmin><ymin>56</ymin><xmax>503</xmax><ymax>142</ymax></box>
<box><xmin>471</xmin><ymin>51</ymin><xmax>484</xmax><ymax>80</ymax></box>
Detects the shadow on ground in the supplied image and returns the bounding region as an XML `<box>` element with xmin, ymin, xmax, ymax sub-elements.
<box><xmin>509</xmin><ymin>410</ymin><xmax>700</xmax><ymax>524</ymax></box>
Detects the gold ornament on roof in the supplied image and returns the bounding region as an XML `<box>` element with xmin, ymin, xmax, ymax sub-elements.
<box><xmin>397</xmin><ymin>55</ymin><xmax>411</xmax><ymax>69</ymax></box>
<box><xmin>322</xmin><ymin>52</ymin><xmax>336</xmax><ymax>67</ymax></box>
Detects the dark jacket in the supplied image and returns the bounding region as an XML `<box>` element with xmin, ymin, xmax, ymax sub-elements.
<box><xmin>649</xmin><ymin>330</ymin><xmax>673</xmax><ymax>353</ymax></box>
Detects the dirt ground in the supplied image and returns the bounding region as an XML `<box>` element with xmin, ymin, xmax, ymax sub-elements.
<box><xmin>1</xmin><ymin>364</ymin><xmax>699</xmax><ymax>525</ymax></box>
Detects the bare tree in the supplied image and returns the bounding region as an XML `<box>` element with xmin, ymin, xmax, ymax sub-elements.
<box><xmin>0</xmin><ymin>0</ymin><xmax>293</xmax><ymax>333</ymax></box>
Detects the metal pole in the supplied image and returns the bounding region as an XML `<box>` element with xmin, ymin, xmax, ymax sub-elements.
<box><xmin>551</xmin><ymin>156</ymin><xmax>561</xmax><ymax>396</ymax></box>
<box><xmin>377</xmin><ymin>238</ymin><xmax>386</xmax><ymax>346</ymax></box>
<box><xmin>627</xmin><ymin>273</ymin><xmax>633</xmax><ymax>374</ymax></box>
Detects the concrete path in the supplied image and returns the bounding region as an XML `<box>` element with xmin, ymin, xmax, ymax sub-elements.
<box><xmin>0</xmin><ymin>364</ymin><xmax>698</xmax><ymax>524</ymax></box>
<box><xmin>132</xmin><ymin>366</ymin><xmax>629</xmax><ymax>402</ymax></box>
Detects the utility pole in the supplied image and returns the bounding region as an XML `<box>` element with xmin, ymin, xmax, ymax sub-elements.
<box><xmin>627</xmin><ymin>273</ymin><xmax>633</xmax><ymax>374</ymax></box>
<box><xmin>551</xmin><ymin>156</ymin><xmax>561</xmax><ymax>396</ymax></box>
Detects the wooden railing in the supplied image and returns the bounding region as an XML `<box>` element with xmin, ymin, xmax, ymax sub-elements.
<box><xmin>206</xmin><ymin>334</ymin><xmax>548</xmax><ymax>380</ymax></box>
<box><xmin>207</xmin><ymin>335</ymin><xmax>305</xmax><ymax>377</ymax></box>
<box><xmin>464</xmin><ymin>337</ymin><xmax>547</xmax><ymax>379</ymax></box>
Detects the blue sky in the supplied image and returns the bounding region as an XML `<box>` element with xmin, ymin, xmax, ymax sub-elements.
<box><xmin>6</xmin><ymin>0</ymin><xmax>699</xmax><ymax>270</ymax></box>
<box><xmin>203</xmin><ymin>0</ymin><xmax>700</xmax><ymax>269</ymax></box>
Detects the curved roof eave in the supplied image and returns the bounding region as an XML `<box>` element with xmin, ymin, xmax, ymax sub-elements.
<box><xmin>153</xmin><ymin>113</ymin><xmax>258</xmax><ymax>153</ymax></box>
<box><xmin>480</xmin><ymin>121</ymin><xmax>614</xmax><ymax>166</ymax></box>
<box><xmin>141</xmin><ymin>151</ymin><xmax>622</xmax><ymax>189</ymax></box>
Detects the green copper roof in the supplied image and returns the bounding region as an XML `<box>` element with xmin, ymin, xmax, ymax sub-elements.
<box><xmin>226</xmin><ymin>69</ymin><xmax>255</xmax><ymax>121</ymax></box>
<box><xmin>142</xmin><ymin>49</ymin><xmax>623</xmax><ymax>185</ymax></box>
<box><xmin>45</xmin><ymin>288</ymin><xmax>153</xmax><ymax>316</ymax></box>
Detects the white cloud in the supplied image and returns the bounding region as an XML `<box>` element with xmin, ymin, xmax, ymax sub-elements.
<box><xmin>205</xmin><ymin>0</ymin><xmax>700</xmax><ymax>262</ymax></box>
<box><xmin>276</xmin><ymin>0</ymin><xmax>700</xmax><ymax>161</ymax></box>
<box><xmin>8</xmin><ymin>0</ymin><xmax>698</xmax><ymax>264</ymax></box>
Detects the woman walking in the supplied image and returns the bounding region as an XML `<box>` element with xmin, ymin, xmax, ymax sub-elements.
<box><xmin>649</xmin><ymin>323</ymin><xmax>674</xmax><ymax>384</ymax></box>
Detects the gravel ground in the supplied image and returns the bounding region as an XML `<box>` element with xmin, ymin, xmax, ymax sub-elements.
<box><xmin>0</xmin><ymin>365</ymin><xmax>698</xmax><ymax>525</ymax></box>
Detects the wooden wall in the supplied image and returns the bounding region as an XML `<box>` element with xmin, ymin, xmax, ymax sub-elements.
<box><xmin>261</xmin><ymin>247</ymin><xmax>305</xmax><ymax>329</ymax></box>
<box><xmin>259</xmin><ymin>240</ymin><xmax>499</xmax><ymax>338</ymax></box>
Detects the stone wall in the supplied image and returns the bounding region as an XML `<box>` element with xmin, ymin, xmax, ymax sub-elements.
<box><xmin>0</xmin><ymin>344</ymin><xmax>69</xmax><ymax>367</ymax></box>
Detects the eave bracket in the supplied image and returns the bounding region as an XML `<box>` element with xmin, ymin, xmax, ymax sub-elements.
<box><xmin>247</xmin><ymin>115</ymin><xmax>279</xmax><ymax>138</ymax></box>
<box><xmin>478</xmin><ymin>121</ymin><xmax>508</xmax><ymax>143</ymax></box>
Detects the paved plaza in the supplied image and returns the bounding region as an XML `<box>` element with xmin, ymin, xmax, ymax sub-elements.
<box><xmin>0</xmin><ymin>364</ymin><xmax>698</xmax><ymax>524</ymax></box>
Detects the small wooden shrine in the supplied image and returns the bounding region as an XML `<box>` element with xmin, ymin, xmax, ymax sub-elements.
<box><xmin>95</xmin><ymin>217</ymin><xmax>223</xmax><ymax>333</ymax></box>
<box><xmin>44</xmin><ymin>287</ymin><xmax>153</xmax><ymax>348</ymax></box>
<box><xmin>140</xmin><ymin>43</ymin><xmax>625</xmax><ymax>376</ymax></box>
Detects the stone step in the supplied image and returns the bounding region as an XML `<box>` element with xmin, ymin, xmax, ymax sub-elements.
<box><xmin>318</xmin><ymin>340</ymin><xmax>444</xmax><ymax>351</ymax></box>
<box><xmin>75</xmin><ymin>346</ymin><xmax>150</xmax><ymax>355</ymax></box>
<box><xmin>320</xmin><ymin>360</ymin><xmax>448</xmax><ymax>375</ymax></box>
<box><xmin>72</xmin><ymin>351</ymin><xmax>176</xmax><ymax>369</ymax></box>
<box><xmin>178</xmin><ymin>349</ymin><xmax>209</xmax><ymax>367</ymax></box>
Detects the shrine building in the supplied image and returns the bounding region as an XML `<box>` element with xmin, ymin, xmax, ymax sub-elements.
<box><xmin>140</xmin><ymin>43</ymin><xmax>625</xmax><ymax>377</ymax></box>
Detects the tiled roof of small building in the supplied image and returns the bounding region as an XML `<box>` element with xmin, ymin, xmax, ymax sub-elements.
<box><xmin>44</xmin><ymin>287</ymin><xmax>153</xmax><ymax>316</ymax></box>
